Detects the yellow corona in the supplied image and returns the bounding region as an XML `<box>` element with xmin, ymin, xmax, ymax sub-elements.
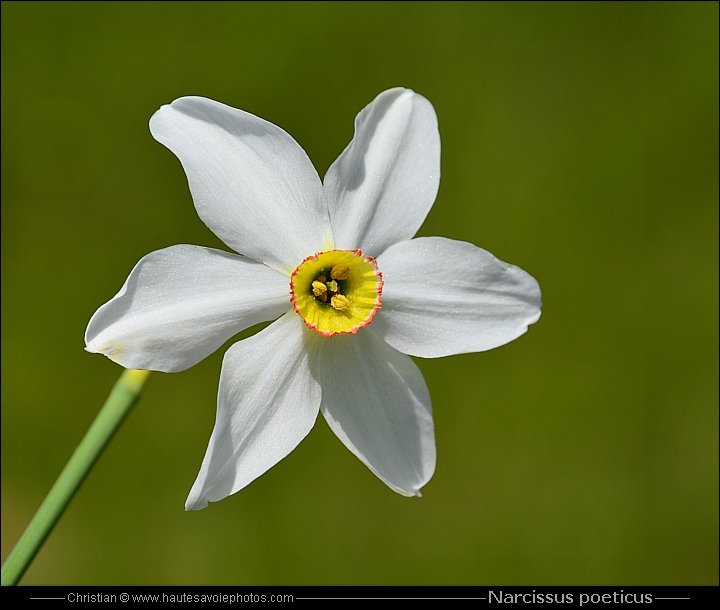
<box><xmin>290</xmin><ymin>249</ymin><xmax>383</xmax><ymax>336</ymax></box>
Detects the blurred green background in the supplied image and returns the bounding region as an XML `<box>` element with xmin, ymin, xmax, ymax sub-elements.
<box><xmin>2</xmin><ymin>1</ymin><xmax>717</xmax><ymax>585</ymax></box>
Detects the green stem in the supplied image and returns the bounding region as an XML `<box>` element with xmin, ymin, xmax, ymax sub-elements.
<box><xmin>1</xmin><ymin>369</ymin><xmax>151</xmax><ymax>586</ymax></box>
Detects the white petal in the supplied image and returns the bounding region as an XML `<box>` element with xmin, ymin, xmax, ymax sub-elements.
<box><xmin>312</xmin><ymin>329</ymin><xmax>435</xmax><ymax>496</ymax></box>
<box><xmin>186</xmin><ymin>312</ymin><xmax>321</xmax><ymax>510</ymax></box>
<box><xmin>149</xmin><ymin>97</ymin><xmax>333</xmax><ymax>273</ymax></box>
<box><xmin>324</xmin><ymin>88</ymin><xmax>440</xmax><ymax>257</ymax></box>
<box><xmin>373</xmin><ymin>237</ymin><xmax>542</xmax><ymax>358</ymax></box>
<box><xmin>85</xmin><ymin>245</ymin><xmax>291</xmax><ymax>372</ymax></box>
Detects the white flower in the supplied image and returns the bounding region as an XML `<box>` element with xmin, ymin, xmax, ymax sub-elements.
<box><xmin>85</xmin><ymin>88</ymin><xmax>542</xmax><ymax>510</ymax></box>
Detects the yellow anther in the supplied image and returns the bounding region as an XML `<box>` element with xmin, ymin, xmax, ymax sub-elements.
<box><xmin>331</xmin><ymin>294</ymin><xmax>350</xmax><ymax>312</ymax></box>
<box><xmin>312</xmin><ymin>281</ymin><xmax>327</xmax><ymax>297</ymax></box>
<box><xmin>330</xmin><ymin>264</ymin><xmax>351</xmax><ymax>280</ymax></box>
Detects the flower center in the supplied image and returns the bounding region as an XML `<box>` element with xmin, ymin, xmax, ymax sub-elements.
<box><xmin>290</xmin><ymin>249</ymin><xmax>383</xmax><ymax>337</ymax></box>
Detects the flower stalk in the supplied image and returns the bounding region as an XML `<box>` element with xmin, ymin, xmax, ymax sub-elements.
<box><xmin>1</xmin><ymin>369</ymin><xmax>151</xmax><ymax>586</ymax></box>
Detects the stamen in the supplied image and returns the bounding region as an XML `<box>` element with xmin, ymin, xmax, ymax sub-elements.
<box><xmin>330</xmin><ymin>264</ymin><xmax>351</xmax><ymax>280</ymax></box>
<box><xmin>312</xmin><ymin>281</ymin><xmax>327</xmax><ymax>297</ymax></box>
<box><xmin>331</xmin><ymin>294</ymin><xmax>350</xmax><ymax>312</ymax></box>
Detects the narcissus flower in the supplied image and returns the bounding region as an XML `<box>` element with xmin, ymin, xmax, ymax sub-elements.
<box><xmin>85</xmin><ymin>88</ymin><xmax>542</xmax><ymax>510</ymax></box>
